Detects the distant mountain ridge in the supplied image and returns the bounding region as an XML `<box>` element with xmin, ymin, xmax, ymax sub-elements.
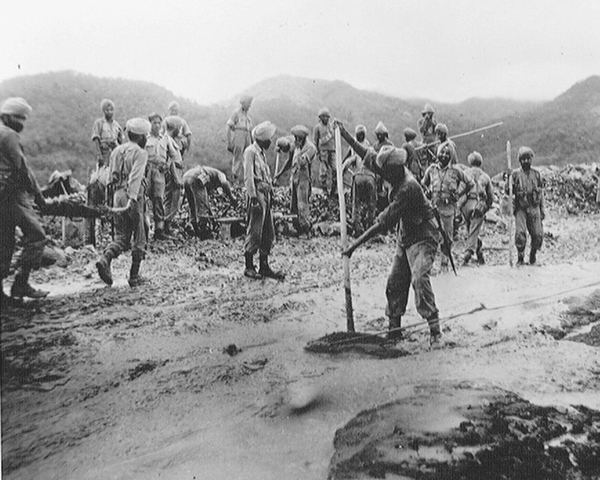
<box><xmin>0</xmin><ymin>71</ymin><xmax>598</xmax><ymax>183</ymax></box>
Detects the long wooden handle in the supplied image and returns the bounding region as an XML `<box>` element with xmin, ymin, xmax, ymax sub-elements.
<box><xmin>507</xmin><ymin>141</ymin><xmax>514</xmax><ymax>267</ymax></box>
<box><xmin>335</xmin><ymin>127</ymin><xmax>354</xmax><ymax>332</ymax></box>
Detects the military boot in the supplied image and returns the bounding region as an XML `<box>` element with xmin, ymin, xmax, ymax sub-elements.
<box><xmin>259</xmin><ymin>254</ymin><xmax>285</xmax><ymax>280</ymax></box>
<box><xmin>244</xmin><ymin>253</ymin><xmax>262</xmax><ymax>279</ymax></box>
<box><xmin>128</xmin><ymin>252</ymin><xmax>147</xmax><ymax>287</ymax></box>
<box><xmin>463</xmin><ymin>250</ymin><xmax>473</xmax><ymax>266</ymax></box>
<box><xmin>428</xmin><ymin>315</ymin><xmax>442</xmax><ymax>346</ymax></box>
<box><xmin>476</xmin><ymin>239</ymin><xmax>485</xmax><ymax>264</ymax></box>
<box><xmin>529</xmin><ymin>249</ymin><xmax>537</xmax><ymax>265</ymax></box>
<box><xmin>387</xmin><ymin>316</ymin><xmax>403</xmax><ymax>342</ymax></box>
<box><xmin>96</xmin><ymin>253</ymin><xmax>114</xmax><ymax>286</ymax></box>
<box><xmin>154</xmin><ymin>228</ymin><xmax>175</xmax><ymax>241</ymax></box>
<box><xmin>11</xmin><ymin>268</ymin><xmax>49</xmax><ymax>299</ymax></box>
<box><xmin>517</xmin><ymin>250</ymin><xmax>525</xmax><ymax>265</ymax></box>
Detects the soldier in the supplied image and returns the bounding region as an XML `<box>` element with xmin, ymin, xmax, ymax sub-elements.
<box><xmin>509</xmin><ymin>147</ymin><xmax>545</xmax><ymax>265</ymax></box>
<box><xmin>145</xmin><ymin>112</ymin><xmax>171</xmax><ymax>241</ymax></box>
<box><xmin>342</xmin><ymin>125</ymin><xmax>377</xmax><ymax>235</ymax></box>
<box><xmin>417</xmin><ymin>103</ymin><xmax>437</xmax><ymax>165</ymax></box>
<box><xmin>274</xmin><ymin>125</ymin><xmax>316</xmax><ymax>237</ymax></box>
<box><xmin>183</xmin><ymin>165</ymin><xmax>235</xmax><ymax>239</ymax></box>
<box><xmin>165</xmin><ymin>101</ymin><xmax>192</xmax><ymax>159</ymax></box>
<box><xmin>91</xmin><ymin>99</ymin><xmax>123</xmax><ymax>168</ymax></box>
<box><xmin>461</xmin><ymin>152</ymin><xmax>494</xmax><ymax>265</ymax></box>
<box><xmin>162</xmin><ymin>116</ymin><xmax>184</xmax><ymax>236</ymax></box>
<box><xmin>373</xmin><ymin>121</ymin><xmax>393</xmax><ymax>152</ymax></box>
<box><xmin>435</xmin><ymin>124</ymin><xmax>458</xmax><ymax>165</ymax></box>
<box><xmin>421</xmin><ymin>143</ymin><xmax>474</xmax><ymax>268</ymax></box>
<box><xmin>87</xmin><ymin>99</ymin><xmax>123</xmax><ymax>245</ymax></box>
<box><xmin>401</xmin><ymin>127</ymin><xmax>425</xmax><ymax>182</ymax></box>
<box><xmin>313</xmin><ymin>107</ymin><xmax>337</xmax><ymax>197</ymax></box>
<box><xmin>335</xmin><ymin>119</ymin><xmax>443</xmax><ymax>345</ymax></box>
<box><xmin>243</xmin><ymin>121</ymin><xmax>285</xmax><ymax>280</ymax></box>
<box><xmin>0</xmin><ymin>97</ymin><xmax>49</xmax><ymax>303</ymax></box>
<box><xmin>226</xmin><ymin>94</ymin><xmax>254</xmax><ymax>185</ymax></box>
<box><xmin>95</xmin><ymin>118</ymin><xmax>150</xmax><ymax>288</ymax></box>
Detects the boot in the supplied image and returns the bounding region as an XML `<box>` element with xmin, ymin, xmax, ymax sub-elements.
<box><xmin>128</xmin><ymin>252</ymin><xmax>146</xmax><ymax>287</ymax></box>
<box><xmin>244</xmin><ymin>253</ymin><xmax>262</xmax><ymax>279</ymax></box>
<box><xmin>11</xmin><ymin>268</ymin><xmax>49</xmax><ymax>299</ymax></box>
<box><xmin>164</xmin><ymin>221</ymin><xmax>174</xmax><ymax>237</ymax></box>
<box><xmin>191</xmin><ymin>220</ymin><xmax>202</xmax><ymax>238</ymax></box>
<box><xmin>96</xmin><ymin>254</ymin><xmax>113</xmax><ymax>286</ymax></box>
<box><xmin>259</xmin><ymin>254</ymin><xmax>285</xmax><ymax>280</ymax></box>
<box><xmin>517</xmin><ymin>250</ymin><xmax>525</xmax><ymax>265</ymax></box>
<box><xmin>462</xmin><ymin>250</ymin><xmax>473</xmax><ymax>266</ymax></box>
<box><xmin>154</xmin><ymin>228</ymin><xmax>174</xmax><ymax>241</ymax></box>
<box><xmin>2</xmin><ymin>279</ymin><xmax>22</xmax><ymax>308</ymax></box>
<box><xmin>387</xmin><ymin>316</ymin><xmax>403</xmax><ymax>342</ymax></box>
<box><xmin>476</xmin><ymin>239</ymin><xmax>485</xmax><ymax>264</ymax></box>
<box><xmin>529</xmin><ymin>249</ymin><xmax>537</xmax><ymax>265</ymax></box>
<box><xmin>199</xmin><ymin>220</ymin><xmax>214</xmax><ymax>240</ymax></box>
<box><xmin>428</xmin><ymin>315</ymin><xmax>442</xmax><ymax>346</ymax></box>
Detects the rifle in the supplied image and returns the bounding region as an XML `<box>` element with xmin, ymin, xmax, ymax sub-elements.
<box><xmin>432</xmin><ymin>207</ymin><xmax>457</xmax><ymax>276</ymax></box>
<box><xmin>415</xmin><ymin>122</ymin><xmax>503</xmax><ymax>152</ymax></box>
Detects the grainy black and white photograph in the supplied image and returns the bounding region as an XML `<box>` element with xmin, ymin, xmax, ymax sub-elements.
<box><xmin>1</xmin><ymin>0</ymin><xmax>600</xmax><ymax>479</ymax></box>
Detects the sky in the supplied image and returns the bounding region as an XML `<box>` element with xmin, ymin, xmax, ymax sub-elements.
<box><xmin>2</xmin><ymin>0</ymin><xmax>599</xmax><ymax>106</ymax></box>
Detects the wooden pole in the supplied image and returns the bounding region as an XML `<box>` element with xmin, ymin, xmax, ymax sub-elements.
<box><xmin>335</xmin><ymin>127</ymin><xmax>355</xmax><ymax>332</ymax></box>
<box><xmin>507</xmin><ymin>141</ymin><xmax>514</xmax><ymax>267</ymax></box>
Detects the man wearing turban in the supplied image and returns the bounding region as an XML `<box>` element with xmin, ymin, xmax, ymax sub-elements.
<box><xmin>461</xmin><ymin>152</ymin><xmax>494</xmax><ymax>265</ymax></box>
<box><xmin>0</xmin><ymin>97</ymin><xmax>50</xmax><ymax>303</ymax></box>
<box><xmin>313</xmin><ymin>107</ymin><xmax>337</xmax><ymax>198</ymax></box>
<box><xmin>243</xmin><ymin>121</ymin><xmax>284</xmax><ymax>280</ymax></box>
<box><xmin>226</xmin><ymin>95</ymin><xmax>254</xmax><ymax>186</ymax></box>
<box><xmin>418</xmin><ymin>103</ymin><xmax>437</xmax><ymax>165</ymax></box>
<box><xmin>341</xmin><ymin>124</ymin><xmax>377</xmax><ymax>236</ymax></box>
<box><xmin>162</xmin><ymin>115</ymin><xmax>185</xmax><ymax>236</ymax></box>
<box><xmin>96</xmin><ymin>118</ymin><xmax>150</xmax><ymax>288</ymax></box>
<box><xmin>274</xmin><ymin>125</ymin><xmax>316</xmax><ymax>237</ymax></box>
<box><xmin>335</xmin><ymin>119</ymin><xmax>444</xmax><ymax>347</ymax></box>
<box><xmin>421</xmin><ymin>143</ymin><xmax>474</xmax><ymax>269</ymax></box>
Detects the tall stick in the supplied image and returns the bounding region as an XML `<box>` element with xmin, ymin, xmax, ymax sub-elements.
<box><xmin>335</xmin><ymin>127</ymin><xmax>355</xmax><ymax>332</ymax></box>
<box><xmin>507</xmin><ymin>141</ymin><xmax>514</xmax><ymax>267</ymax></box>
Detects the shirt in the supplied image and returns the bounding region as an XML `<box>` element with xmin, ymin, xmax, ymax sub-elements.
<box><xmin>244</xmin><ymin>142</ymin><xmax>272</xmax><ymax>198</ymax></box>
<box><xmin>422</xmin><ymin>163</ymin><xmax>474</xmax><ymax>206</ymax></box>
<box><xmin>108</xmin><ymin>141</ymin><xmax>148</xmax><ymax>200</ymax></box>
<box><xmin>377</xmin><ymin>173</ymin><xmax>439</xmax><ymax>248</ymax></box>
<box><xmin>184</xmin><ymin>166</ymin><xmax>230</xmax><ymax>190</ymax></box>
<box><xmin>145</xmin><ymin>133</ymin><xmax>163</xmax><ymax>163</ymax></box>
<box><xmin>345</xmin><ymin>139</ymin><xmax>373</xmax><ymax>176</ymax></box>
<box><xmin>511</xmin><ymin>168</ymin><xmax>544</xmax><ymax>209</ymax></box>
<box><xmin>0</xmin><ymin>125</ymin><xmax>41</xmax><ymax>199</ymax></box>
<box><xmin>91</xmin><ymin>118</ymin><xmax>123</xmax><ymax>151</ymax></box>
<box><xmin>291</xmin><ymin>141</ymin><xmax>317</xmax><ymax>182</ymax></box>
<box><xmin>466</xmin><ymin>166</ymin><xmax>494</xmax><ymax>208</ymax></box>
<box><xmin>313</xmin><ymin>122</ymin><xmax>335</xmax><ymax>151</ymax></box>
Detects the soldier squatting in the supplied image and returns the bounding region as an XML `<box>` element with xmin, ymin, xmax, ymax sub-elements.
<box><xmin>1</xmin><ymin>96</ymin><xmax>546</xmax><ymax>346</ymax></box>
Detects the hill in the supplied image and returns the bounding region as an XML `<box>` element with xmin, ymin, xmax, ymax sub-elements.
<box><xmin>1</xmin><ymin>72</ymin><xmax>599</xmax><ymax>184</ymax></box>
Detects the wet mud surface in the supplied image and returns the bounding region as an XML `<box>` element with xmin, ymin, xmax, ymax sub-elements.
<box><xmin>2</xmin><ymin>209</ymin><xmax>600</xmax><ymax>479</ymax></box>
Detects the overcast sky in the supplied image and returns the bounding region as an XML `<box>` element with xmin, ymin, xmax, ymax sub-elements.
<box><xmin>2</xmin><ymin>0</ymin><xmax>599</xmax><ymax>105</ymax></box>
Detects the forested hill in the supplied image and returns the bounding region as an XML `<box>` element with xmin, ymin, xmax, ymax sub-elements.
<box><xmin>1</xmin><ymin>71</ymin><xmax>599</xmax><ymax>185</ymax></box>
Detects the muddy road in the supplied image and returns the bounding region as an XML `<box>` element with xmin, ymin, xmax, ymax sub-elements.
<box><xmin>2</xmin><ymin>209</ymin><xmax>600</xmax><ymax>479</ymax></box>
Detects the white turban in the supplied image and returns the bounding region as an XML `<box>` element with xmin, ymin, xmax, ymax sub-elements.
<box><xmin>254</xmin><ymin>121</ymin><xmax>276</xmax><ymax>141</ymax></box>
<box><xmin>126</xmin><ymin>118</ymin><xmax>151</xmax><ymax>135</ymax></box>
<box><xmin>1</xmin><ymin>97</ymin><xmax>32</xmax><ymax>118</ymax></box>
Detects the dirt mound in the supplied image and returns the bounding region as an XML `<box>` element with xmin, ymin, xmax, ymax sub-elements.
<box><xmin>328</xmin><ymin>384</ymin><xmax>600</xmax><ymax>480</ymax></box>
<box><xmin>305</xmin><ymin>331</ymin><xmax>409</xmax><ymax>359</ymax></box>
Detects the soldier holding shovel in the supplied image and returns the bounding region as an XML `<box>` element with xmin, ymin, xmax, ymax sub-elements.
<box><xmin>334</xmin><ymin>119</ymin><xmax>443</xmax><ymax>346</ymax></box>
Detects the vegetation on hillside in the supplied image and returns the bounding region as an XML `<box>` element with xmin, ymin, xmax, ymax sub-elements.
<box><xmin>1</xmin><ymin>71</ymin><xmax>598</xmax><ymax>185</ymax></box>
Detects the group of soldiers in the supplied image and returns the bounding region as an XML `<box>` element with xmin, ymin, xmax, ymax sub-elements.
<box><xmin>1</xmin><ymin>95</ymin><xmax>546</xmax><ymax>347</ymax></box>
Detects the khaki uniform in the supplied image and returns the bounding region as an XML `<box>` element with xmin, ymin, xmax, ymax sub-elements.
<box><xmin>103</xmin><ymin>142</ymin><xmax>148</xmax><ymax>260</ymax></box>
<box><xmin>346</xmin><ymin>139</ymin><xmax>377</xmax><ymax>235</ymax></box>
<box><xmin>461</xmin><ymin>166</ymin><xmax>494</xmax><ymax>256</ymax></box>
<box><xmin>227</xmin><ymin>107</ymin><xmax>253</xmax><ymax>185</ymax></box>
<box><xmin>511</xmin><ymin>168</ymin><xmax>545</xmax><ymax>253</ymax></box>
<box><xmin>244</xmin><ymin>142</ymin><xmax>275</xmax><ymax>255</ymax></box>
<box><xmin>313</xmin><ymin>121</ymin><xmax>337</xmax><ymax>195</ymax></box>
<box><xmin>162</xmin><ymin>135</ymin><xmax>184</xmax><ymax>225</ymax></box>
<box><xmin>184</xmin><ymin>166</ymin><xmax>232</xmax><ymax>223</ymax></box>
<box><xmin>0</xmin><ymin>125</ymin><xmax>46</xmax><ymax>281</ymax></box>
<box><xmin>290</xmin><ymin>141</ymin><xmax>317</xmax><ymax>235</ymax></box>
<box><xmin>91</xmin><ymin>117</ymin><xmax>123</xmax><ymax>166</ymax></box>
<box><xmin>422</xmin><ymin>162</ymin><xmax>474</xmax><ymax>248</ymax></box>
<box><xmin>145</xmin><ymin>133</ymin><xmax>167</xmax><ymax>231</ymax></box>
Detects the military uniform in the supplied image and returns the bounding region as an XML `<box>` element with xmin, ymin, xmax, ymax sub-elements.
<box><xmin>227</xmin><ymin>103</ymin><xmax>253</xmax><ymax>185</ymax></box>
<box><xmin>145</xmin><ymin>131</ymin><xmax>167</xmax><ymax>235</ymax></box>
<box><xmin>421</xmin><ymin>160</ymin><xmax>474</xmax><ymax>255</ymax></box>
<box><xmin>510</xmin><ymin>152</ymin><xmax>545</xmax><ymax>264</ymax></box>
<box><xmin>96</xmin><ymin>120</ymin><xmax>150</xmax><ymax>288</ymax></box>
<box><xmin>91</xmin><ymin>117</ymin><xmax>123</xmax><ymax>166</ymax></box>
<box><xmin>339</xmin><ymin>125</ymin><xmax>443</xmax><ymax>342</ymax></box>
<box><xmin>418</xmin><ymin>103</ymin><xmax>437</xmax><ymax>165</ymax></box>
<box><xmin>313</xmin><ymin>111</ymin><xmax>337</xmax><ymax>196</ymax></box>
<box><xmin>345</xmin><ymin>137</ymin><xmax>377</xmax><ymax>235</ymax></box>
<box><xmin>183</xmin><ymin>165</ymin><xmax>233</xmax><ymax>239</ymax></box>
<box><xmin>289</xmin><ymin>133</ymin><xmax>316</xmax><ymax>235</ymax></box>
<box><xmin>461</xmin><ymin>153</ymin><xmax>494</xmax><ymax>264</ymax></box>
<box><xmin>0</xmin><ymin>120</ymin><xmax>47</xmax><ymax>299</ymax></box>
